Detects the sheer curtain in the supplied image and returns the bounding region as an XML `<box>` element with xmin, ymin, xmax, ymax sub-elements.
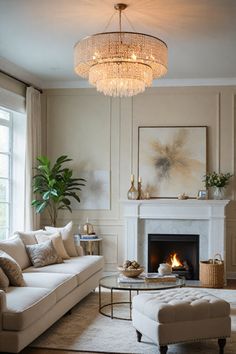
<box><xmin>25</xmin><ymin>87</ymin><xmax>42</xmax><ymax>230</ymax></box>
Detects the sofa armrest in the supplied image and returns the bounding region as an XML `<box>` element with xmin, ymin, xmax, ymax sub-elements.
<box><xmin>76</xmin><ymin>245</ymin><xmax>84</xmax><ymax>256</ymax></box>
<box><xmin>0</xmin><ymin>290</ymin><xmax>6</xmax><ymax>330</ymax></box>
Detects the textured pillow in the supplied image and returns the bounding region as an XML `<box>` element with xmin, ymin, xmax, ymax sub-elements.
<box><xmin>25</xmin><ymin>240</ymin><xmax>63</xmax><ymax>268</ymax></box>
<box><xmin>0</xmin><ymin>236</ymin><xmax>31</xmax><ymax>270</ymax></box>
<box><xmin>0</xmin><ymin>267</ymin><xmax>9</xmax><ymax>290</ymax></box>
<box><xmin>0</xmin><ymin>251</ymin><xmax>25</xmax><ymax>286</ymax></box>
<box><xmin>45</xmin><ymin>221</ymin><xmax>77</xmax><ymax>257</ymax></box>
<box><xmin>35</xmin><ymin>232</ymin><xmax>70</xmax><ymax>260</ymax></box>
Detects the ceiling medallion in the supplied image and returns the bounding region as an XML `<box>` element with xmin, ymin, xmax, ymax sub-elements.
<box><xmin>74</xmin><ymin>3</ymin><xmax>168</xmax><ymax>97</ymax></box>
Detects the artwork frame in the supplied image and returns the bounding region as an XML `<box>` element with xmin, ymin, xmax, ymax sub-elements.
<box><xmin>138</xmin><ymin>126</ymin><xmax>207</xmax><ymax>198</ymax></box>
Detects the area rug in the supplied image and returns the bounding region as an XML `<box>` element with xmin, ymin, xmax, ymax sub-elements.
<box><xmin>31</xmin><ymin>289</ymin><xmax>236</xmax><ymax>354</ymax></box>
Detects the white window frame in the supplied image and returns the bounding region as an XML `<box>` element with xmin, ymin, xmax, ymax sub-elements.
<box><xmin>0</xmin><ymin>107</ymin><xmax>13</xmax><ymax>239</ymax></box>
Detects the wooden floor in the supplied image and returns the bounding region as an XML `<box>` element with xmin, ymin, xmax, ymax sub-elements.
<box><xmin>20</xmin><ymin>280</ymin><xmax>236</xmax><ymax>354</ymax></box>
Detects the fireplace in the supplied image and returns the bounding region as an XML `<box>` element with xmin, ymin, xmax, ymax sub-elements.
<box><xmin>148</xmin><ymin>234</ymin><xmax>200</xmax><ymax>279</ymax></box>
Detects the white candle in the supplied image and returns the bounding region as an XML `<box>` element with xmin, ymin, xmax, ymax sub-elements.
<box><xmin>131</xmin><ymin>174</ymin><xmax>134</xmax><ymax>183</ymax></box>
<box><xmin>138</xmin><ymin>176</ymin><xmax>142</xmax><ymax>183</ymax></box>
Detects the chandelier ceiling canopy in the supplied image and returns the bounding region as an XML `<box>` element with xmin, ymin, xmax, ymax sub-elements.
<box><xmin>74</xmin><ymin>3</ymin><xmax>168</xmax><ymax>98</ymax></box>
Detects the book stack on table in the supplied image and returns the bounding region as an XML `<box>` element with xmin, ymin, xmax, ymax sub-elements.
<box><xmin>79</xmin><ymin>234</ymin><xmax>98</xmax><ymax>240</ymax></box>
<box><xmin>118</xmin><ymin>273</ymin><xmax>178</xmax><ymax>283</ymax></box>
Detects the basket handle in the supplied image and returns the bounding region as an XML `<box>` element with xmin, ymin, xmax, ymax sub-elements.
<box><xmin>213</xmin><ymin>253</ymin><xmax>223</xmax><ymax>264</ymax></box>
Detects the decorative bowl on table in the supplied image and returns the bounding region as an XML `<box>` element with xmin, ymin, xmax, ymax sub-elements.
<box><xmin>117</xmin><ymin>266</ymin><xmax>144</xmax><ymax>278</ymax></box>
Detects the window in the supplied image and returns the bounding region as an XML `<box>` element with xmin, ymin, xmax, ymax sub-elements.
<box><xmin>0</xmin><ymin>106</ymin><xmax>26</xmax><ymax>239</ymax></box>
<box><xmin>0</xmin><ymin>108</ymin><xmax>12</xmax><ymax>239</ymax></box>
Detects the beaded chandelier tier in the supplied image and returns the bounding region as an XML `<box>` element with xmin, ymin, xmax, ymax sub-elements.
<box><xmin>74</xmin><ymin>3</ymin><xmax>168</xmax><ymax>97</ymax></box>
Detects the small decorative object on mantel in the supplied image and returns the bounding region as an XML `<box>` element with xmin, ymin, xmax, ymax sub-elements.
<box><xmin>127</xmin><ymin>174</ymin><xmax>139</xmax><ymax>200</ymax></box>
<box><xmin>203</xmin><ymin>171</ymin><xmax>233</xmax><ymax>200</ymax></box>
<box><xmin>197</xmin><ymin>190</ymin><xmax>208</xmax><ymax>200</ymax></box>
<box><xmin>137</xmin><ymin>176</ymin><xmax>145</xmax><ymax>200</ymax></box>
<box><xmin>177</xmin><ymin>193</ymin><xmax>189</xmax><ymax>200</ymax></box>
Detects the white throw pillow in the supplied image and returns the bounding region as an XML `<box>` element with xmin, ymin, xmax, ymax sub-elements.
<box><xmin>35</xmin><ymin>232</ymin><xmax>70</xmax><ymax>260</ymax></box>
<box><xmin>45</xmin><ymin>221</ymin><xmax>77</xmax><ymax>257</ymax></box>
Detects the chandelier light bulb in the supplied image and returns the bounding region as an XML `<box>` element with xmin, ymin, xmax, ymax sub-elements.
<box><xmin>74</xmin><ymin>3</ymin><xmax>168</xmax><ymax>97</ymax></box>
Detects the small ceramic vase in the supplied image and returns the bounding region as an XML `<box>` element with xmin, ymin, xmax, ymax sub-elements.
<box><xmin>158</xmin><ymin>263</ymin><xmax>172</xmax><ymax>276</ymax></box>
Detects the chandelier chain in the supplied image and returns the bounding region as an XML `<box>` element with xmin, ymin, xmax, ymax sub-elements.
<box><xmin>102</xmin><ymin>11</ymin><xmax>116</xmax><ymax>33</ymax></box>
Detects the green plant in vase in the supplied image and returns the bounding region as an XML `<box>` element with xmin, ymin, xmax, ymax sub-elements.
<box><xmin>203</xmin><ymin>171</ymin><xmax>233</xmax><ymax>199</ymax></box>
<box><xmin>32</xmin><ymin>155</ymin><xmax>86</xmax><ymax>226</ymax></box>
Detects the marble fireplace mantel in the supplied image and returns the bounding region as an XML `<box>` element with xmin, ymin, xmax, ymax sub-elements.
<box><xmin>122</xmin><ymin>199</ymin><xmax>230</xmax><ymax>265</ymax></box>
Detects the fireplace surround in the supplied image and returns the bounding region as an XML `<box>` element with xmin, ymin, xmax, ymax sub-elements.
<box><xmin>122</xmin><ymin>199</ymin><xmax>229</xmax><ymax>275</ymax></box>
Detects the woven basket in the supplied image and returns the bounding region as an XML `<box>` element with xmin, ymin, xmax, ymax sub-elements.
<box><xmin>200</xmin><ymin>254</ymin><xmax>224</xmax><ymax>288</ymax></box>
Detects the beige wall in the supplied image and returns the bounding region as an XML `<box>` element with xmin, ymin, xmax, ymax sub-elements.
<box><xmin>43</xmin><ymin>86</ymin><xmax>236</xmax><ymax>277</ymax></box>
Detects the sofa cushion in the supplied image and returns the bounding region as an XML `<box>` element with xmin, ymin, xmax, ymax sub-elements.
<box><xmin>45</xmin><ymin>221</ymin><xmax>77</xmax><ymax>257</ymax></box>
<box><xmin>0</xmin><ymin>236</ymin><xmax>30</xmax><ymax>269</ymax></box>
<box><xmin>24</xmin><ymin>255</ymin><xmax>104</xmax><ymax>285</ymax></box>
<box><xmin>0</xmin><ymin>267</ymin><xmax>9</xmax><ymax>290</ymax></box>
<box><xmin>15</xmin><ymin>230</ymin><xmax>43</xmax><ymax>246</ymax></box>
<box><xmin>0</xmin><ymin>251</ymin><xmax>25</xmax><ymax>286</ymax></box>
<box><xmin>25</xmin><ymin>240</ymin><xmax>63</xmax><ymax>268</ymax></box>
<box><xmin>3</xmin><ymin>287</ymin><xmax>56</xmax><ymax>330</ymax></box>
<box><xmin>23</xmin><ymin>272</ymin><xmax>77</xmax><ymax>301</ymax></box>
<box><xmin>36</xmin><ymin>232</ymin><xmax>70</xmax><ymax>259</ymax></box>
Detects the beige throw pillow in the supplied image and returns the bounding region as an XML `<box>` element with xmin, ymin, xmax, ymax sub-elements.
<box><xmin>15</xmin><ymin>230</ymin><xmax>44</xmax><ymax>246</ymax></box>
<box><xmin>0</xmin><ymin>251</ymin><xmax>25</xmax><ymax>286</ymax></box>
<box><xmin>45</xmin><ymin>221</ymin><xmax>77</xmax><ymax>257</ymax></box>
<box><xmin>35</xmin><ymin>232</ymin><xmax>70</xmax><ymax>260</ymax></box>
<box><xmin>25</xmin><ymin>240</ymin><xmax>63</xmax><ymax>268</ymax></box>
<box><xmin>0</xmin><ymin>236</ymin><xmax>31</xmax><ymax>270</ymax></box>
<box><xmin>0</xmin><ymin>267</ymin><xmax>9</xmax><ymax>290</ymax></box>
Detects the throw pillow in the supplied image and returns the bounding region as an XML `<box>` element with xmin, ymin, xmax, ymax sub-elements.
<box><xmin>0</xmin><ymin>267</ymin><xmax>9</xmax><ymax>290</ymax></box>
<box><xmin>45</xmin><ymin>221</ymin><xmax>77</xmax><ymax>257</ymax></box>
<box><xmin>25</xmin><ymin>240</ymin><xmax>63</xmax><ymax>268</ymax></box>
<box><xmin>0</xmin><ymin>251</ymin><xmax>25</xmax><ymax>286</ymax></box>
<box><xmin>15</xmin><ymin>230</ymin><xmax>44</xmax><ymax>246</ymax></box>
<box><xmin>35</xmin><ymin>232</ymin><xmax>70</xmax><ymax>260</ymax></box>
<box><xmin>0</xmin><ymin>236</ymin><xmax>31</xmax><ymax>270</ymax></box>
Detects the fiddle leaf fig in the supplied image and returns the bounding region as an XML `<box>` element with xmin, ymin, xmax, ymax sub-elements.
<box><xmin>32</xmin><ymin>155</ymin><xmax>86</xmax><ymax>226</ymax></box>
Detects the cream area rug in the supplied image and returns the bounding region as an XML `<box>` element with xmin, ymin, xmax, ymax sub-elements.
<box><xmin>31</xmin><ymin>289</ymin><xmax>236</xmax><ymax>354</ymax></box>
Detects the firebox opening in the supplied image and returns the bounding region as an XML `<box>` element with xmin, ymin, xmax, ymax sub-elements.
<box><xmin>148</xmin><ymin>234</ymin><xmax>199</xmax><ymax>280</ymax></box>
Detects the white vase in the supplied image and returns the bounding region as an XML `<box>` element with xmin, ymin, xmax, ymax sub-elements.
<box><xmin>158</xmin><ymin>263</ymin><xmax>172</xmax><ymax>276</ymax></box>
<box><xmin>212</xmin><ymin>187</ymin><xmax>225</xmax><ymax>200</ymax></box>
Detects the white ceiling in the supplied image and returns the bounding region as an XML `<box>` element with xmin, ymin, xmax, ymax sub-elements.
<box><xmin>1</xmin><ymin>0</ymin><xmax>236</xmax><ymax>88</ymax></box>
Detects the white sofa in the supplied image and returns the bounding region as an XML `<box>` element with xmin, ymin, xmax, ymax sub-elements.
<box><xmin>0</xmin><ymin>234</ymin><xmax>104</xmax><ymax>353</ymax></box>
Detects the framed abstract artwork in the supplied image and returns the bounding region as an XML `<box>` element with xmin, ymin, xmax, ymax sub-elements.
<box><xmin>138</xmin><ymin>126</ymin><xmax>207</xmax><ymax>198</ymax></box>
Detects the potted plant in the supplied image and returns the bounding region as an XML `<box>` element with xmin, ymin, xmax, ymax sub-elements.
<box><xmin>32</xmin><ymin>155</ymin><xmax>85</xmax><ymax>226</ymax></box>
<box><xmin>203</xmin><ymin>171</ymin><xmax>233</xmax><ymax>199</ymax></box>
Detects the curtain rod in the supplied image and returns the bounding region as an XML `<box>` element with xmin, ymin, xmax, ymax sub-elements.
<box><xmin>0</xmin><ymin>70</ymin><xmax>43</xmax><ymax>94</ymax></box>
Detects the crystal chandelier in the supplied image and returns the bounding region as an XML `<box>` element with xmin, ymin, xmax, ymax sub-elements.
<box><xmin>74</xmin><ymin>3</ymin><xmax>168</xmax><ymax>97</ymax></box>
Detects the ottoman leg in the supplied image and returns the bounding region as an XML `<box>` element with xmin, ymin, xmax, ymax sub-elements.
<box><xmin>218</xmin><ymin>338</ymin><xmax>226</xmax><ymax>354</ymax></box>
<box><xmin>159</xmin><ymin>345</ymin><xmax>168</xmax><ymax>354</ymax></box>
<box><xmin>136</xmin><ymin>330</ymin><xmax>142</xmax><ymax>342</ymax></box>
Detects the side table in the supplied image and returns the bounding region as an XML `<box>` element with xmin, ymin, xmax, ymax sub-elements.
<box><xmin>79</xmin><ymin>237</ymin><xmax>102</xmax><ymax>255</ymax></box>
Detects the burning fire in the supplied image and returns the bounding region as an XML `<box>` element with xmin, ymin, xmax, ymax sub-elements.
<box><xmin>170</xmin><ymin>253</ymin><xmax>183</xmax><ymax>268</ymax></box>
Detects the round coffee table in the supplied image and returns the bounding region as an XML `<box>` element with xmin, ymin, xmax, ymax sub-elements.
<box><xmin>99</xmin><ymin>274</ymin><xmax>185</xmax><ymax>320</ymax></box>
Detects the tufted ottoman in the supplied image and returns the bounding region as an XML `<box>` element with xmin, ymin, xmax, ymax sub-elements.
<box><xmin>132</xmin><ymin>288</ymin><xmax>231</xmax><ymax>354</ymax></box>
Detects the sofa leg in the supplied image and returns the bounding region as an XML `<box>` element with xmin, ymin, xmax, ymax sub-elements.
<box><xmin>136</xmin><ymin>330</ymin><xmax>142</xmax><ymax>342</ymax></box>
<box><xmin>159</xmin><ymin>345</ymin><xmax>168</xmax><ymax>354</ymax></box>
<box><xmin>218</xmin><ymin>338</ymin><xmax>226</xmax><ymax>354</ymax></box>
